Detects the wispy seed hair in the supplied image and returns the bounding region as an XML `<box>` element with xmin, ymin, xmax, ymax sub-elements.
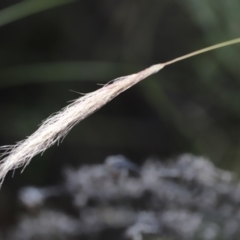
<box><xmin>0</xmin><ymin>63</ymin><xmax>165</xmax><ymax>185</ymax></box>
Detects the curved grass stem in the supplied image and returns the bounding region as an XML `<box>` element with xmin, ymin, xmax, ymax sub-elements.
<box><xmin>164</xmin><ymin>37</ymin><xmax>240</xmax><ymax>66</ymax></box>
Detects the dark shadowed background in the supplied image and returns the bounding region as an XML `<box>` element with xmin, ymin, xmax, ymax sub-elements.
<box><xmin>0</xmin><ymin>0</ymin><xmax>240</xmax><ymax>234</ymax></box>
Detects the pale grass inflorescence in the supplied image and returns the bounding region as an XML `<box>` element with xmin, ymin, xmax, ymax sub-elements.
<box><xmin>0</xmin><ymin>37</ymin><xmax>240</xmax><ymax>186</ymax></box>
<box><xmin>0</xmin><ymin>64</ymin><xmax>164</xmax><ymax>185</ymax></box>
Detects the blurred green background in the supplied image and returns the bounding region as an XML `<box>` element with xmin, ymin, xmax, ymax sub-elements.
<box><xmin>0</xmin><ymin>0</ymin><xmax>240</xmax><ymax>228</ymax></box>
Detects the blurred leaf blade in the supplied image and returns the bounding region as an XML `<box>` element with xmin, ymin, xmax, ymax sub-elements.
<box><xmin>0</xmin><ymin>0</ymin><xmax>75</xmax><ymax>27</ymax></box>
<box><xmin>0</xmin><ymin>61</ymin><xmax>140</xmax><ymax>88</ymax></box>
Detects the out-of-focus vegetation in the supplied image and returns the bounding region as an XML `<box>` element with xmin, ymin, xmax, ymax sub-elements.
<box><xmin>0</xmin><ymin>0</ymin><xmax>240</xmax><ymax>235</ymax></box>
<box><xmin>3</xmin><ymin>154</ymin><xmax>240</xmax><ymax>240</ymax></box>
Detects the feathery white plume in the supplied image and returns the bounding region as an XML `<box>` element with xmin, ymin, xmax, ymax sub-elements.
<box><xmin>0</xmin><ymin>63</ymin><xmax>165</xmax><ymax>185</ymax></box>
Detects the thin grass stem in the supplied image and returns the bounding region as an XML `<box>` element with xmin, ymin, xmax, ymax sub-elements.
<box><xmin>164</xmin><ymin>37</ymin><xmax>240</xmax><ymax>66</ymax></box>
